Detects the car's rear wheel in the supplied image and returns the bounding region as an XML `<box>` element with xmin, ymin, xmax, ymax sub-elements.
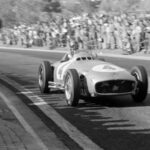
<box><xmin>38</xmin><ymin>61</ymin><xmax>53</xmax><ymax>93</ymax></box>
<box><xmin>64</xmin><ymin>69</ymin><xmax>80</xmax><ymax>106</ymax></box>
<box><xmin>131</xmin><ymin>65</ymin><xmax>148</xmax><ymax>102</ymax></box>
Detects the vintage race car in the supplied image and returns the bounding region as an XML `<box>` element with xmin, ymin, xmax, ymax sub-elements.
<box><xmin>38</xmin><ymin>51</ymin><xmax>148</xmax><ymax>106</ymax></box>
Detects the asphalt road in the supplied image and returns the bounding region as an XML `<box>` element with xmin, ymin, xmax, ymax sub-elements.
<box><xmin>0</xmin><ymin>48</ymin><xmax>150</xmax><ymax>150</ymax></box>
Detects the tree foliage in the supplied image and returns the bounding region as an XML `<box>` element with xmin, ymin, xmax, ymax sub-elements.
<box><xmin>99</xmin><ymin>0</ymin><xmax>142</xmax><ymax>12</ymax></box>
<box><xmin>0</xmin><ymin>0</ymin><xmax>62</xmax><ymax>27</ymax></box>
<box><xmin>61</xmin><ymin>0</ymin><xmax>101</xmax><ymax>15</ymax></box>
<box><xmin>0</xmin><ymin>0</ymin><xmax>150</xmax><ymax>27</ymax></box>
<box><xmin>0</xmin><ymin>0</ymin><xmax>17</xmax><ymax>26</ymax></box>
<box><xmin>43</xmin><ymin>0</ymin><xmax>62</xmax><ymax>13</ymax></box>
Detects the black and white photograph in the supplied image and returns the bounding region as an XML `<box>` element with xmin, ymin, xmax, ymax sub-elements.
<box><xmin>0</xmin><ymin>0</ymin><xmax>149</xmax><ymax>149</ymax></box>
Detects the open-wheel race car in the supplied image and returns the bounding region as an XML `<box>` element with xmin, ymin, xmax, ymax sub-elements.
<box><xmin>38</xmin><ymin>51</ymin><xmax>148</xmax><ymax>106</ymax></box>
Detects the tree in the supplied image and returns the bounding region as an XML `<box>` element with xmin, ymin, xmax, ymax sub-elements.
<box><xmin>99</xmin><ymin>0</ymin><xmax>141</xmax><ymax>12</ymax></box>
<box><xmin>0</xmin><ymin>0</ymin><xmax>18</xmax><ymax>27</ymax></box>
<box><xmin>140</xmin><ymin>0</ymin><xmax>150</xmax><ymax>11</ymax></box>
<box><xmin>43</xmin><ymin>0</ymin><xmax>62</xmax><ymax>13</ymax></box>
<box><xmin>0</xmin><ymin>0</ymin><xmax>43</xmax><ymax>26</ymax></box>
<box><xmin>80</xmin><ymin>0</ymin><xmax>101</xmax><ymax>13</ymax></box>
<box><xmin>14</xmin><ymin>0</ymin><xmax>43</xmax><ymax>24</ymax></box>
<box><xmin>126</xmin><ymin>0</ymin><xmax>140</xmax><ymax>11</ymax></box>
<box><xmin>61</xmin><ymin>0</ymin><xmax>83</xmax><ymax>15</ymax></box>
<box><xmin>90</xmin><ymin>0</ymin><xmax>101</xmax><ymax>9</ymax></box>
<box><xmin>60</xmin><ymin>0</ymin><xmax>101</xmax><ymax>14</ymax></box>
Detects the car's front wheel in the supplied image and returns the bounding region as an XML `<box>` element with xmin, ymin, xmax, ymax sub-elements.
<box><xmin>64</xmin><ymin>69</ymin><xmax>80</xmax><ymax>106</ymax></box>
<box><xmin>131</xmin><ymin>65</ymin><xmax>148</xmax><ymax>102</ymax></box>
<box><xmin>38</xmin><ymin>61</ymin><xmax>53</xmax><ymax>93</ymax></box>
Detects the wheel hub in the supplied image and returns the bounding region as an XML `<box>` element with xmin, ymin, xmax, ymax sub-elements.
<box><xmin>132</xmin><ymin>72</ymin><xmax>140</xmax><ymax>95</ymax></box>
<box><xmin>65</xmin><ymin>75</ymin><xmax>72</xmax><ymax>102</ymax></box>
<box><xmin>39</xmin><ymin>68</ymin><xmax>44</xmax><ymax>87</ymax></box>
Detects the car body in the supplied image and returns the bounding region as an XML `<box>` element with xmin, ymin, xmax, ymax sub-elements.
<box><xmin>38</xmin><ymin>51</ymin><xmax>148</xmax><ymax>106</ymax></box>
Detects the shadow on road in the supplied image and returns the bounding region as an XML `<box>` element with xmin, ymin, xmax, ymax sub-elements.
<box><xmin>2</xmin><ymin>73</ymin><xmax>150</xmax><ymax>150</ymax></box>
<box><xmin>78</xmin><ymin>94</ymin><xmax>150</xmax><ymax>108</ymax></box>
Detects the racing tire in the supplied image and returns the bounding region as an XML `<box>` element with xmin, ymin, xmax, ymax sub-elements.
<box><xmin>64</xmin><ymin>69</ymin><xmax>80</xmax><ymax>106</ymax></box>
<box><xmin>131</xmin><ymin>65</ymin><xmax>148</xmax><ymax>102</ymax></box>
<box><xmin>38</xmin><ymin>61</ymin><xmax>53</xmax><ymax>93</ymax></box>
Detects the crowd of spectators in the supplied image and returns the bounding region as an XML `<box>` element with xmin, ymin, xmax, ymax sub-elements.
<box><xmin>0</xmin><ymin>12</ymin><xmax>150</xmax><ymax>54</ymax></box>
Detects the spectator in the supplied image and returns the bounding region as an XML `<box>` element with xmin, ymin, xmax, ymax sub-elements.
<box><xmin>0</xmin><ymin>11</ymin><xmax>150</xmax><ymax>55</ymax></box>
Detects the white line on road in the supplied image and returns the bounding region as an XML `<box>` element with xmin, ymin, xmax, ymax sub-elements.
<box><xmin>1</xmin><ymin>75</ymin><xmax>103</xmax><ymax>150</ymax></box>
<box><xmin>0</xmin><ymin>86</ymin><xmax>49</xmax><ymax>150</ymax></box>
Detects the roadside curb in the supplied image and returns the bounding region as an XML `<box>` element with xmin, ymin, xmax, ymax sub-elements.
<box><xmin>0</xmin><ymin>75</ymin><xmax>103</xmax><ymax>150</ymax></box>
<box><xmin>0</xmin><ymin>78</ymin><xmax>49</xmax><ymax>150</ymax></box>
<box><xmin>99</xmin><ymin>53</ymin><xmax>150</xmax><ymax>61</ymax></box>
<box><xmin>0</xmin><ymin>46</ymin><xmax>150</xmax><ymax>61</ymax></box>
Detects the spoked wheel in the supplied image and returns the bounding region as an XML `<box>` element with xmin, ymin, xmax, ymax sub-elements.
<box><xmin>38</xmin><ymin>61</ymin><xmax>53</xmax><ymax>93</ymax></box>
<box><xmin>39</xmin><ymin>67</ymin><xmax>44</xmax><ymax>88</ymax></box>
<box><xmin>64</xmin><ymin>69</ymin><xmax>80</xmax><ymax>106</ymax></box>
<box><xmin>131</xmin><ymin>65</ymin><xmax>148</xmax><ymax>102</ymax></box>
<box><xmin>65</xmin><ymin>75</ymin><xmax>73</xmax><ymax>100</ymax></box>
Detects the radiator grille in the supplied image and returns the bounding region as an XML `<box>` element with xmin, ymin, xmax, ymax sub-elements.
<box><xmin>95</xmin><ymin>80</ymin><xmax>135</xmax><ymax>94</ymax></box>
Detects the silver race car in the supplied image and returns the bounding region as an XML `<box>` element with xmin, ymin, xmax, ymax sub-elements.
<box><xmin>38</xmin><ymin>51</ymin><xmax>148</xmax><ymax>106</ymax></box>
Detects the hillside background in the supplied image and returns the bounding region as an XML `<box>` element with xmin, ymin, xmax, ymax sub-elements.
<box><xmin>0</xmin><ymin>0</ymin><xmax>150</xmax><ymax>27</ymax></box>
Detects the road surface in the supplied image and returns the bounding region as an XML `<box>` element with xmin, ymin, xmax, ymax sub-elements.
<box><xmin>0</xmin><ymin>48</ymin><xmax>150</xmax><ymax>150</ymax></box>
